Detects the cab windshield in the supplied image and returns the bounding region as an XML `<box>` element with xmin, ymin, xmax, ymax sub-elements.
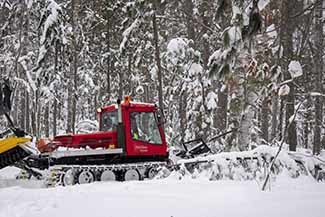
<box><xmin>130</xmin><ymin>112</ymin><xmax>162</xmax><ymax>144</ymax></box>
<box><xmin>101</xmin><ymin>111</ymin><xmax>118</xmax><ymax>131</ymax></box>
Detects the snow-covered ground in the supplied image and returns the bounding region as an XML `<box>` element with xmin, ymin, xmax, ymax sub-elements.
<box><xmin>0</xmin><ymin>167</ymin><xmax>324</xmax><ymax>217</ymax></box>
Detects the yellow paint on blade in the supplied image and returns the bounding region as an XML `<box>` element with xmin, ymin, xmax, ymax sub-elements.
<box><xmin>0</xmin><ymin>137</ymin><xmax>32</xmax><ymax>154</ymax></box>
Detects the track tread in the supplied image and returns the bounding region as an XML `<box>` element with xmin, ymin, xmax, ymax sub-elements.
<box><xmin>45</xmin><ymin>161</ymin><xmax>167</xmax><ymax>187</ymax></box>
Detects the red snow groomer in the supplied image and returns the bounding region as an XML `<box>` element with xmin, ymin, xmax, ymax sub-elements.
<box><xmin>25</xmin><ymin>96</ymin><xmax>169</xmax><ymax>186</ymax></box>
<box><xmin>38</xmin><ymin>96</ymin><xmax>167</xmax><ymax>156</ymax></box>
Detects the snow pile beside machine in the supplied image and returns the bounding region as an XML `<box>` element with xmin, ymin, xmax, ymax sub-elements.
<box><xmin>169</xmin><ymin>145</ymin><xmax>325</xmax><ymax>182</ymax></box>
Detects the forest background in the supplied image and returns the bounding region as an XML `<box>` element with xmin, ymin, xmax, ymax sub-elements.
<box><xmin>0</xmin><ymin>0</ymin><xmax>324</xmax><ymax>155</ymax></box>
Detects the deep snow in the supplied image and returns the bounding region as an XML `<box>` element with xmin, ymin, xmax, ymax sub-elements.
<box><xmin>0</xmin><ymin>167</ymin><xmax>324</xmax><ymax>217</ymax></box>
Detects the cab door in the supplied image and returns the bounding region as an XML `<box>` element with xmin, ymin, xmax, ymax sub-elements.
<box><xmin>124</xmin><ymin>107</ymin><xmax>167</xmax><ymax>157</ymax></box>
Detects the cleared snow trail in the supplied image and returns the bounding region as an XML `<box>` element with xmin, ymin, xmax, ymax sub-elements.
<box><xmin>0</xmin><ymin>170</ymin><xmax>324</xmax><ymax>217</ymax></box>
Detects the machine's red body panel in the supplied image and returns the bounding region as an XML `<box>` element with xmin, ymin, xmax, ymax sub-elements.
<box><xmin>54</xmin><ymin>132</ymin><xmax>117</xmax><ymax>149</ymax></box>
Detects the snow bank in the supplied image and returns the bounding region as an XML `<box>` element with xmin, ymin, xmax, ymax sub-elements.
<box><xmin>0</xmin><ymin>167</ymin><xmax>44</xmax><ymax>189</ymax></box>
<box><xmin>0</xmin><ymin>167</ymin><xmax>21</xmax><ymax>179</ymax></box>
<box><xmin>0</xmin><ymin>178</ymin><xmax>324</xmax><ymax>217</ymax></box>
<box><xmin>175</xmin><ymin>145</ymin><xmax>325</xmax><ymax>182</ymax></box>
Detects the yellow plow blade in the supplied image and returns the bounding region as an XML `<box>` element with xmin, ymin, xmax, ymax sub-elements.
<box><xmin>0</xmin><ymin>137</ymin><xmax>32</xmax><ymax>169</ymax></box>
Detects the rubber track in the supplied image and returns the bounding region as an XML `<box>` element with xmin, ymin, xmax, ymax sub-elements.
<box><xmin>0</xmin><ymin>146</ymin><xmax>30</xmax><ymax>169</ymax></box>
<box><xmin>54</xmin><ymin>161</ymin><xmax>167</xmax><ymax>171</ymax></box>
<box><xmin>45</xmin><ymin>161</ymin><xmax>168</xmax><ymax>187</ymax></box>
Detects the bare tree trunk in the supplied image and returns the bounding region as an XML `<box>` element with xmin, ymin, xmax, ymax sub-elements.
<box><xmin>58</xmin><ymin>101</ymin><xmax>62</xmax><ymax>133</ymax></box>
<box><xmin>261</xmin><ymin>97</ymin><xmax>269</xmax><ymax>142</ymax></box>
<box><xmin>44</xmin><ymin>103</ymin><xmax>49</xmax><ymax>137</ymax></box>
<box><xmin>127</xmin><ymin>52</ymin><xmax>132</xmax><ymax>95</ymax></box>
<box><xmin>281</xmin><ymin>0</ymin><xmax>297</xmax><ymax>151</ymax></box>
<box><xmin>53</xmin><ymin>42</ymin><xmax>59</xmax><ymax>137</ymax></box>
<box><xmin>67</xmin><ymin>58</ymin><xmax>73</xmax><ymax>134</ymax></box>
<box><xmin>285</xmin><ymin>89</ymin><xmax>297</xmax><ymax>151</ymax></box>
<box><xmin>313</xmin><ymin>0</ymin><xmax>323</xmax><ymax>155</ymax></box>
<box><xmin>106</xmin><ymin>5</ymin><xmax>111</xmax><ymax>103</ymax></box>
<box><xmin>31</xmin><ymin>109</ymin><xmax>36</xmax><ymax>136</ymax></box>
<box><xmin>270</xmin><ymin>95</ymin><xmax>278</xmax><ymax>141</ymax></box>
<box><xmin>303</xmin><ymin>95</ymin><xmax>312</xmax><ymax>149</ymax></box>
<box><xmin>19</xmin><ymin>89</ymin><xmax>25</xmax><ymax>130</ymax></box>
<box><xmin>14</xmin><ymin>3</ymin><xmax>24</xmax><ymax>79</ymax></box>
<box><xmin>25</xmin><ymin>90</ymin><xmax>30</xmax><ymax>133</ymax></box>
<box><xmin>14</xmin><ymin>3</ymin><xmax>25</xmax><ymax>129</ymax></box>
<box><xmin>72</xmin><ymin>0</ymin><xmax>77</xmax><ymax>134</ymax></box>
<box><xmin>184</xmin><ymin>0</ymin><xmax>195</xmax><ymax>47</ymax></box>
<box><xmin>201</xmin><ymin>0</ymin><xmax>212</xmax><ymax>138</ymax></box>
<box><xmin>238</xmin><ymin>90</ymin><xmax>256</xmax><ymax>150</ymax></box>
<box><xmin>278</xmin><ymin>98</ymin><xmax>285</xmax><ymax>140</ymax></box>
<box><xmin>216</xmin><ymin>86</ymin><xmax>228</xmax><ymax>131</ymax></box>
<box><xmin>66</xmin><ymin>0</ymin><xmax>77</xmax><ymax>134</ymax></box>
<box><xmin>179</xmin><ymin>0</ymin><xmax>196</xmax><ymax>139</ymax></box>
<box><xmin>53</xmin><ymin>99</ymin><xmax>57</xmax><ymax>137</ymax></box>
<box><xmin>179</xmin><ymin>92</ymin><xmax>187</xmax><ymax>140</ymax></box>
<box><xmin>152</xmin><ymin>0</ymin><xmax>164</xmax><ymax>121</ymax></box>
<box><xmin>36</xmin><ymin>89</ymin><xmax>41</xmax><ymax>138</ymax></box>
<box><xmin>216</xmin><ymin>7</ymin><xmax>229</xmax><ymax>134</ymax></box>
<box><xmin>144</xmin><ymin>62</ymin><xmax>151</xmax><ymax>103</ymax></box>
<box><xmin>118</xmin><ymin>71</ymin><xmax>123</xmax><ymax>100</ymax></box>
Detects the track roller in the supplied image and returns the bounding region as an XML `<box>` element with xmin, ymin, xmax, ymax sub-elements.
<box><xmin>62</xmin><ymin>169</ymin><xmax>76</xmax><ymax>186</ymax></box>
<box><xmin>124</xmin><ymin>169</ymin><xmax>140</xmax><ymax>181</ymax></box>
<box><xmin>100</xmin><ymin>170</ymin><xmax>116</xmax><ymax>181</ymax></box>
<box><xmin>146</xmin><ymin>167</ymin><xmax>158</xmax><ymax>179</ymax></box>
<box><xmin>77</xmin><ymin>170</ymin><xmax>95</xmax><ymax>184</ymax></box>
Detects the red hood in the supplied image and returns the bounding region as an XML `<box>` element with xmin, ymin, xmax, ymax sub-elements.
<box><xmin>54</xmin><ymin>131</ymin><xmax>117</xmax><ymax>149</ymax></box>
